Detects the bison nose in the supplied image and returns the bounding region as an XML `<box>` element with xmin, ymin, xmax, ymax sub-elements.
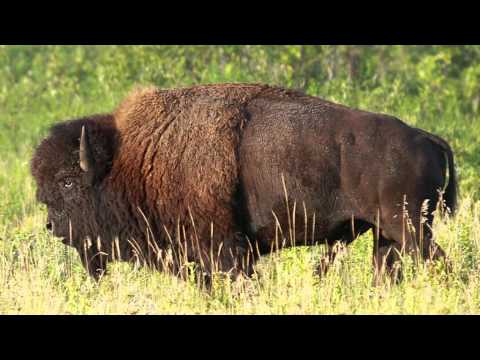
<box><xmin>46</xmin><ymin>222</ymin><xmax>53</xmax><ymax>231</ymax></box>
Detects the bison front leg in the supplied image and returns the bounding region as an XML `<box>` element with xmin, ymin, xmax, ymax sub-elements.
<box><xmin>76</xmin><ymin>239</ymin><xmax>108</xmax><ymax>281</ymax></box>
<box><xmin>315</xmin><ymin>241</ymin><xmax>342</xmax><ymax>278</ymax></box>
<box><xmin>200</xmin><ymin>240</ymin><xmax>257</xmax><ymax>289</ymax></box>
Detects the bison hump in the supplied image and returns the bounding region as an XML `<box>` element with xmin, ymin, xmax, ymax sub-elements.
<box><xmin>111</xmin><ymin>84</ymin><xmax>266</xmax><ymax>242</ymax></box>
<box><xmin>114</xmin><ymin>86</ymin><xmax>169</xmax><ymax>130</ymax></box>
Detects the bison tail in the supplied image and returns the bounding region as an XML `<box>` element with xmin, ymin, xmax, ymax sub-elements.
<box><xmin>416</xmin><ymin>127</ymin><xmax>458</xmax><ymax>216</ymax></box>
<box><xmin>442</xmin><ymin>143</ymin><xmax>458</xmax><ymax>216</ymax></box>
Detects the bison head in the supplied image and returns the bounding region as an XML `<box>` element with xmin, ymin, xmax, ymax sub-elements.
<box><xmin>31</xmin><ymin>115</ymin><xmax>116</xmax><ymax>249</ymax></box>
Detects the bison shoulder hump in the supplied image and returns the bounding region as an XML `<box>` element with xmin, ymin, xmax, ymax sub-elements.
<box><xmin>114</xmin><ymin>86</ymin><xmax>170</xmax><ymax>130</ymax></box>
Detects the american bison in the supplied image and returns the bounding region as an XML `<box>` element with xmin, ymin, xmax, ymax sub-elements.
<box><xmin>31</xmin><ymin>83</ymin><xmax>456</xmax><ymax>284</ymax></box>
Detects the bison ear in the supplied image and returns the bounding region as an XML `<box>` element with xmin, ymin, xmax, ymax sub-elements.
<box><xmin>79</xmin><ymin>125</ymin><xmax>96</xmax><ymax>185</ymax></box>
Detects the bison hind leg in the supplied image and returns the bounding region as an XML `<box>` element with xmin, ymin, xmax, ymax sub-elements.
<box><xmin>417</xmin><ymin>226</ymin><xmax>451</xmax><ymax>276</ymax></box>
<box><xmin>372</xmin><ymin>228</ymin><xmax>405</xmax><ymax>286</ymax></box>
<box><xmin>372</xmin><ymin>213</ymin><xmax>450</xmax><ymax>286</ymax></box>
<box><xmin>315</xmin><ymin>219</ymin><xmax>372</xmax><ymax>278</ymax></box>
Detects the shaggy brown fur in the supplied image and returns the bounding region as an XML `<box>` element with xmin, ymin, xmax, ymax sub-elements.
<box><xmin>109</xmin><ymin>84</ymin><xmax>273</xmax><ymax>275</ymax></box>
<box><xmin>31</xmin><ymin>83</ymin><xmax>457</xmax><ymax>284</ymax></box>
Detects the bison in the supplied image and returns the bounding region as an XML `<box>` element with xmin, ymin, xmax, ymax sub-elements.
<box><xmin>31</xmin><ymin>83</ymin><xmax>456</xmax><ymax>285</ymax></box>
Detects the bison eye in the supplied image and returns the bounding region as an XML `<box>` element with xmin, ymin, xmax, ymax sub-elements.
<box><xmin>63</xmin><ymin>179</ymin><xmax>74</xmax><ymax>189</ymax></box>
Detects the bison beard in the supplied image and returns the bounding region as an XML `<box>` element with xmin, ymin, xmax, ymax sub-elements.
<box><xmin>31</xmin><ymin>83</ymin><xmax>457</xmax><ymax>286</ymax></box>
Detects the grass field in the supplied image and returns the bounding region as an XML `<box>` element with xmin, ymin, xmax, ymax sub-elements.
<box><xmin>1</xmin><ymin>45</ymin><xmax>479</xmax><ymax>314</ymax></box>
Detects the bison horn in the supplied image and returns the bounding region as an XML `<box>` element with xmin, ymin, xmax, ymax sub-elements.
<box><xmin>79</xmin><ymin>125</ymin><xmax>94</xmax><ymax>173</ymax></box>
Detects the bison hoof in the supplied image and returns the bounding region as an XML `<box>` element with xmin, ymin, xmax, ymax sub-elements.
<box><xmin>314</xmin><ymin>257</ymin><xmax>331</xmax><ymax>278</ymax></box>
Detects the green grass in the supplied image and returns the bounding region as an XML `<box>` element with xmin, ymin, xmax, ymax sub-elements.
<box><xmin>1</xmin><ymin>45</ymin><xmax>479</xmax><ymax>314</ymax></box>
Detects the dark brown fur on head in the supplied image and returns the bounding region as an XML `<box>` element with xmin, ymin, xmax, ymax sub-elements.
<box><xmin>31</xmin><ymin>114</ymin><xmax>117</xmax><ymax>275</ymax></box>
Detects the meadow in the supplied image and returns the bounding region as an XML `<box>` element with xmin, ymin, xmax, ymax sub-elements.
<box><xmin>0</xmin><ymin>45</ymin><xmax>479</xmax><ymax>314</ymax></box>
